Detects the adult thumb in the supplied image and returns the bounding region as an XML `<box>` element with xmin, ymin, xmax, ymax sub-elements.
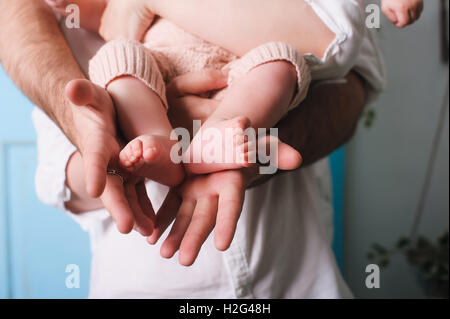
<box><xmin>167</xmin><ymin>69</ymin><xmax>229</xmax><ymax>97</ymax></box>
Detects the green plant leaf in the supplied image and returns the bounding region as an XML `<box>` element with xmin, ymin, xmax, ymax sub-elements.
<box><xmin>438</xmin><ymin>231</ymin><xmax>449</xmax><ymax>247</ymax></box>
<box><xmin>363</xmin><ymin>108</ymin><xmax>376</xmax><ymax>128</ymax></box>
<box><xmin>372</xmin><ymin>243</ymin><xmax>388</xmax><ymax>255</ymax></box>
<box><xmin>417</xmin><ymin>236</ymin><xmax>431</xmax><ymax>249</ymax></box>
<box><xmin>396</xmin><ymin>237</ymin><xmax>411</xmax><ymax>249</ymax></box>
<box><xmin>379</xmin><ymin>259</ymin><xmax>390</xmax><ymax>268</ymax></box>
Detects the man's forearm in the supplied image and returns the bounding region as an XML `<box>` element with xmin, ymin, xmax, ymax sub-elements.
<box><xmin>279</xmin><ymin>72</ymin><xmax>366</xmax><ymax>166</ymax></box>
<box><xmin>0</xmin><ymin>0</ymin><xmax>85</xmax><ymax>147</ymax></box>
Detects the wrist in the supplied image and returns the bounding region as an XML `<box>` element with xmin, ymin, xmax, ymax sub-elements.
<box><xmin>51</xmin><ymin>92</ymin><xmax>83</xmax><ymax>151</ymax></box>
<box><xmin>67</xmin><ymin>103</ymin><xmax>87</xmax><ymax>152</ymax></box>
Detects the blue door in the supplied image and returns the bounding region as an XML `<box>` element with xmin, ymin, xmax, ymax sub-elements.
<box><xmin>0</xmin><ymin>66</ymin><xmax>91</xmax><ymax>298</ymax></box>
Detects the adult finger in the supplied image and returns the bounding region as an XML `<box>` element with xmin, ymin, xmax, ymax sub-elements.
<box><xmin>214</xmin><ymin>184</ymin><xmax>245</xmax><ymax>251</ymax></box>
<box><xmin>168</xmin><ymin>95</ymin><xmax>220</xmax><ymax>112</ymax></box>
<box><xmin>136</xmin><ymin>181</ymin><xmax>156</xmax><ymax>224</ymax></box>
<box><xmin>167</xmin><ymin>95</ymin><xmax>220</xmax><ymax>129</ymax></box>
<box><xmin>178</xmin><ymin>196</ymin><xmax>218</xmax><ymax>266</ymax></box>
<box><xmin>125</xmin><ymin>182</ymin><xmax>154</xmax><ymax>236</ymax></box>
<box><xmin>82</xmin><ymin>136</ymin><xmax>112</xmax><ymax>198</ymax></box>
<box><xmin>101</xmin><ymin>175</ymin><xmax>135</xmax><ymax>234</ymax></box>
<box><xmin>160</xmin><ymin>199</ymin><xmax>196</xmax><ymax>259</ymax></box>
<box><xmin>66</xmin><ymin>79</ymin><xmax>117</xmax><ymax>197</ymax></box>
<box><xmin>65</xmin><ymin>79</ymin><xmax>113</xmax><ymax>113</ymax></box>
<box><xmin>147</xmin><ymin>189</ymin><xmax>181</xmax><ymax>245</ymax></box>
<box><xmin>167</xmin><ymin>69</ymin><xmax>228</xmax><ymax>97</ymax></box>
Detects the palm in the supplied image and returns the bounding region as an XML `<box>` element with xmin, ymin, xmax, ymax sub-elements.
<box><xmin>71</xmin><ymin>90</ymin><xmax>118</xmax><ymax>196</ymax></box>
<box><xmin>68</xmin><ymin>79</ymin><xmax>155</xmax><ymax>235</ymax></box>
<box><xmin>179</xmin><ymin>170</ymin><xmax>245</xmax><ymax>201</ymax></box>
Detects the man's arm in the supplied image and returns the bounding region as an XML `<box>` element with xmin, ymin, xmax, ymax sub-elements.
<box><xmin>168</xmin><ymin>71</ymin><xmax>366</xmax><ymax>170</ymax></box>
<box><xmin>148</xmin><ymin>71</ymin><xmax>368</xmax><ymax>261</ymax></box>
<box><xmin>245</xmin><ymin>71</ymin><xmax>366</xmax><ymax>187</ymax></box>
<box><xmin>279</xmin><ymin>72</ymin><xmax>366</xmax><ymax>166</ymax></box>
<box><xmin>0</xmin><ymin>0</ymin><xmax>154</xmax><ymax>235</ymax></box>
<box><xmin>0</xmin><ymin>0</ymin><xmax>109</xmax><ymax>197</ymax></box>
<box><xmin>0</xmin><ymin>0</ymin><xmax>84</xmax><ymax>147</ymax></box>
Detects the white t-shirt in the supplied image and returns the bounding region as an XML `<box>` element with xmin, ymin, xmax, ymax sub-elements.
<box><xmin>33</xmin><ymin>0</ymin><xmax>385</xmax><ymax>298</ymax></box>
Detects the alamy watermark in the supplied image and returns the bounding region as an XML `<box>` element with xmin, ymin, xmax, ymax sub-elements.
<box><xmin>365</xmin><ymin>264</ymin><xmax>381</xmax><ymax>289</ymax></box>
<box><xmin>65</xmin><ymin>4</ymin><xmax>80</xmax><ymax>29</ymax></box>
<box><xmin>63</xmin><ymin>4</ymin><xmax>383</xmax><ymax>30</ymax></box>
<box><xmin>365</xmin><ymin>4</ymin><xmax>382</xmax><ymax>29</ymax></box>
<box><xmin>170</xmin><ymin>121</ymin><xmax>279</xmax><ymax>175</ymax></box>
<box><xmin>65</xmin><ymin>264</ymin><xmax>80</xmax><ymax>289</ymax></box>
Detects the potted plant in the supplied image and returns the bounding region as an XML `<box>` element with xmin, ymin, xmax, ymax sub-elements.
<box><xmin>368</xmin><ymin>231</ymin><xmax>449</xmax><ymax>298</ymax></box>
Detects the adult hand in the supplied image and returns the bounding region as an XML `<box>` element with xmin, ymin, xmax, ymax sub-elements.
<box><xmin>66</xmin><ymin>69</ymin><xmax>228</xmax><ymax>235</ymax></box>
<box><xmin>99</xmin><ymin>0</ymin><xmax>155</xmax><ymax>42</ymax></box>
<box><xmin>143</xmin><ymin>69</ymin><xmax>265</xmax><ymax>266</ymax></box>
<box><xmin>148</xmin><ymin>168</ymin><xmax>259</xmax><ymax>266</ymax></box>
<box><xmin>67</xmin><ymin>80</ymin><xmax>155</xmax><ymax>235</ymax></box>
<box><xmin>167</xmin><ymin>69</ymin><xmax>228</xmax><ymax>133</ymax></box>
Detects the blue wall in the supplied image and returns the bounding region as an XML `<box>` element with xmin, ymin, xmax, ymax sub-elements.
<box><xmin>0</xmin><ymin>66</ymin><xmax>90</xmax><ymax>298</ymax></box>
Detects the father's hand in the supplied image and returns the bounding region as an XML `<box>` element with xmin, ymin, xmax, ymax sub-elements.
<box><xmin>167</xmin><ymin>69</ymin><xmax>228</xmax><ymax>133</ymax></box>
<box><xmin>142</xmin><ymin>69</ymin><xmax>263</xmax><ymax>265</ymax></box>
<box><xmin>148</xmin><ymin>168</ymin><xmax>259</xmax><ymax>266</ymax></box>
<box><xmin>66</xmin><ymin>70</ymin><xmax>228</xmax><ymax>235</ymax></box>
<box><xmin>67</xmin><ymin>80</ymin><xmax>155</xmax><ymax>235</ymax></box>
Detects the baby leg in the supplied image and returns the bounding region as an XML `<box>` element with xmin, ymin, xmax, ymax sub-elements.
<box><xmin>185</xmin><ymin>43</ymin><xmax>310</xmax><ymax>174</ymax></box>
<box><xmin>45</xmin><ymin>0</ymin><xmax>106</xmax><ymax>32</ymax></box>
<box><xmin>89</xmin><ymin>40</ymin><xmax>184</xmax><ymax>186</ymax></box>
<box><xmin>113</xmin><ymin>78</ymin><xmax>184</xmax><ymax>187</ymax></box>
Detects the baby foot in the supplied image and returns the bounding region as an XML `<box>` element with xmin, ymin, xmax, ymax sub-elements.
<box><xmin>184</xmin><ymin>116</ymin><xmax>256</xmax><ymax>174</ymax></box>
<box><xmin>184</xmin><ymin>115</ymin><xmax>302</xmax><ymax>175</ymax></box>
<box><xmin>256</xmin><ymin>134</ymin><xmax>302</xmax><ymax>172</ymax></box>
<box><xmin>120</xmin><ymin>135</ymin><xmax>185</xmax><ymax>187</ymax></box>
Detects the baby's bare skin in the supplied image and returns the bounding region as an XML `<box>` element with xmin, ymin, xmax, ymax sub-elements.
<box><xmin>107</xmin><ymin>76</ymin><xmax>185</xmax><ymax>187</ymax></box>
<box><xmin>382</xmin><ymin>0</ymin><xmax>424</xmax><ymax>28</ymax></box>
<box><xmin>47</xmin><ymin>0</ymin><xmax>303</xmax><ymax>179</ymax></box>
<box><xmin>184</xmin><ymin>62</ymin><xmax>302</xmax><ymax>174</ymax></box>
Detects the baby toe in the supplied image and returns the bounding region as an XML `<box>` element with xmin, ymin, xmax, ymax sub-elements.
<box><xmin>141</xmin><ymin>136</ymin><xmax>160</xmax><ymax>162</ymax></box>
